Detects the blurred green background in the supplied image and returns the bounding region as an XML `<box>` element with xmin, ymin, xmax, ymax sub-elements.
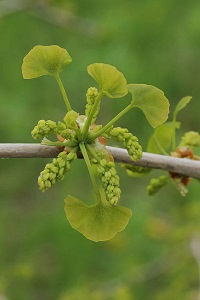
<box><xmin>0</xmin><ymin>1</ymin><xmax>200</xmax><ymax>299</ymax></box>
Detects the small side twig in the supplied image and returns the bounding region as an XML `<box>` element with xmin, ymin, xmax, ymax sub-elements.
<box><xmin>0</xmin><ymin>143</ymin><xmax>200</xmax><ymax>179</ymax></box>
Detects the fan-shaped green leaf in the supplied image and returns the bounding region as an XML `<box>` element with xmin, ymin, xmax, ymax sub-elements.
<box><xmin>128</xmin><ymin>84</ymin><xmax>170</xmax><ymax>128</ymax></box>
<box><xmin>147</xmin><ymin>122</ymin><xmax>180</xmax><ymax>154</ymax></box>
<box><xmin>64</xmin><ymin>195</ymin><xmax>132</xmax><ymax>242</ymax></box>
<box><xmin>173</xmin><ymin>96</ymin><xmax>192</xmax><ymax>118</ymax></box>
<box><xmin>22</xmin><ymin>45</ymin><xmax>72</xmax><ymax>79</ymax></box>
<box><xmin>87</xmin><ymin>63</ymin><xmax>128</xmax><ymax>98</ymax></box>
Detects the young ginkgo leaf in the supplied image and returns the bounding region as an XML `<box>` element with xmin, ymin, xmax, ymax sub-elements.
<box><xmin>128</xmin><ymin>84</ymin><xmax>170</xmax><ymax>128</ymax></box>
<box><xmin>173</xmin><ymin>96</ymin><xmax>192</xmax><ymax>118</ymax></box>
<box><xmin>63</xmin><ymin>110</ymin><xmax>79</xmax><ymax>130</ymax></box>
<box><xmin>64</xmin><ymin>195</ymin><xmax>132</xmax><ymax>242</ymax></box>
<box><xmin>22</xmin><ymin>45</ymin><xmax>72</xmax><ymax>79</ymax></box>
<box><xmin>147</xmin><ymin>122</ymin><xmax>180</xmax><ymax>154</ymax></box>
<box><xmin>87</xmin><ymin>63</ymin><xmax>128</xmax><ymax>98</ymax></box>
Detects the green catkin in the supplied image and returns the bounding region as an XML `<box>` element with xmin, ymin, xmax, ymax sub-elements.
<box><xmin>31</xmin><ymin>120</ymin><xmax>76</xmax><ymax>143</ymax></box>
<box><xmin>31</xmin><ymin>120</ymin><xmax>57</xmax><ymax>139</ymax></box>
<box><xmin>85</xmin><ymin>87</ymin><xmax>100</xmax><ymax>123</ymax></box>
<box><xmin>147</xmin><ymin>175</ymin><xmax>168</xmax><ymax>195</ymax></box>
<box><xmin>180</xmin><ymin>131</ymin><xmax>200</xmax><ymax>147</ymax></box>
<box><xmin>38</xmin><ymin>151</ymin><xmax>77</xmax><ymax>192</ymax></box>
<box><xmin>94</xmin><ymin>158</ymin><xmax>121</xmax><ymax>205</ymax></box>
<box><xmin>101</xmin><ymin>126</ymin><xmax>113</xmax><ymax>139</ymax></box>
<box><xmin>110</xmin><ymin>127</ymin><xmax>142</xmax><ymax>161</ymax></box>
<box><xmin>121</xmin><ymin>164</ymin><xmax>151</xmax><ymax>177</ymax></box>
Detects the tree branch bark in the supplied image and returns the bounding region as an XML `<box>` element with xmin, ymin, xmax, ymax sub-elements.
<box><xmin>0</xmin><ymin>143</ymin><xmax>200</xmax><ymax>179</ymax></box>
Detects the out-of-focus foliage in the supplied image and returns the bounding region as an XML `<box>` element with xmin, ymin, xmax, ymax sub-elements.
<box><xmin>0</xmin><ymin>0</ymin><xmax>200</xmax><ymax>299</ymax></box>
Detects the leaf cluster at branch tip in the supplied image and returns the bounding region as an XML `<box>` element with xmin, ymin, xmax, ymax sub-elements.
<box><xmin>22</xmin><ymin>44</ymin><xmax>171</xmax><ymax>241</ymax></box>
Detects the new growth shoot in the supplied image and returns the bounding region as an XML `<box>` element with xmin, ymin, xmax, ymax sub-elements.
<box><xmin>22</xmin><ymin>45</ymin><xmax>170</xmax><ymax>241</ymax></box>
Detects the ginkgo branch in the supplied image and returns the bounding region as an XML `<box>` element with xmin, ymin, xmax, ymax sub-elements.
<box><xmin>0</xmin><ymin>143</ymin><xmax>200</xmax><ymax>179</ymax></box>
